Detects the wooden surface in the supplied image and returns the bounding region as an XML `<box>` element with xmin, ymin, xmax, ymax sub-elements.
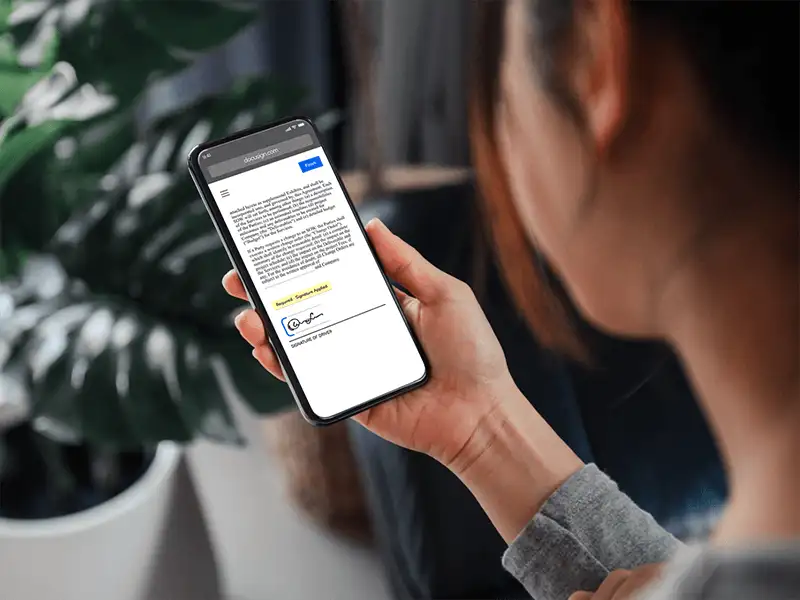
<box><xmin>340</xmin><ymin>165</ymin><xmax>471</xmax><ymax>204</ymax></box>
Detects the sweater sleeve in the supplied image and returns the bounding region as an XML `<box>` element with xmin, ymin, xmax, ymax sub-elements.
<box><xmin>502</xmin><ymin>464</ymin><xmax>681</xmax><ymax>600</ymax></box>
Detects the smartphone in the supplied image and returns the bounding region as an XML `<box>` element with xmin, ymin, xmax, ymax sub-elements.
<box><xmin>188</xmin><ymin>116</ymin><xmax>429</xmax><ymax>425</ymax></box>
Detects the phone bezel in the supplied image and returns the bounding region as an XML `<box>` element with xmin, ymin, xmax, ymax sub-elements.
<box><xmin>187</xmin><ymin>115</ymin><xmax>429</xmax><ymax>426</ymax></box>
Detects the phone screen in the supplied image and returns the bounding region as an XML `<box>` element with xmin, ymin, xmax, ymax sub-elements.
<box><xmin>192</xmin><ymin>119</ymin><xmax>426</xmax><ymax>420</ymax></box>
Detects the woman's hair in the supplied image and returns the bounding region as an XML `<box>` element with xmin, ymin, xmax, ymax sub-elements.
<box><xmin>470</xmin><ymin>0</ymin><xmax>799</xmax><ymax>359</ymax></box>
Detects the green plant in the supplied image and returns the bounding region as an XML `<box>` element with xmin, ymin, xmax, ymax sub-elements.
<box><xmin>0</xmin><ymin>0</ymin><xmax>309</xmax><ymax>515</ymax></box>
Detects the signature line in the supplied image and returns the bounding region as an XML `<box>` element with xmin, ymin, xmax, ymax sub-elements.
<box><xmin>289</xmin><ymin>304</ymin><xmax>386</xmax><ymax>340</ymax></box>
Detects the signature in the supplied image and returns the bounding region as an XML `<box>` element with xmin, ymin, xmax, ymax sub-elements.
<box><xmin>286</xmin><ymin>311</ymin><xmax>323</xmax><ymax>332</ymax></box>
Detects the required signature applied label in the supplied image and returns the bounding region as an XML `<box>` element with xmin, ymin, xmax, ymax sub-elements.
<box><xmin>272</xmin><ymin>281</ymin><xmax>332</xmax><ymax>310</ymax></box>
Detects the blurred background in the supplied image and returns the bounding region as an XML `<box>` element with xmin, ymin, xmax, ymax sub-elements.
<box><xmin>0</xmin><ymin>2</ymin><xmax>724</xmax><ymax>599</ymax></box>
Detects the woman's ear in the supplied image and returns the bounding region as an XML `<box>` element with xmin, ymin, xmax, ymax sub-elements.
<box><xmin>569</xmin><ymin>0</ymin><xmax>630</xmax><ymax>157</ymax></box>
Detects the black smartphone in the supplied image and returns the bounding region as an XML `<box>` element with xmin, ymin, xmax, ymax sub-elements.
<box><xmin>188</xmin><ymin>116</ymin><xmax>429</xmax><ymax>425</ymax></box>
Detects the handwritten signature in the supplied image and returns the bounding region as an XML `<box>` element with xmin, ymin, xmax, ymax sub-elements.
<box><xmin>286</xmin><ymin>311</ymin><xmax>323</xmax><ymax>332</ymax></box>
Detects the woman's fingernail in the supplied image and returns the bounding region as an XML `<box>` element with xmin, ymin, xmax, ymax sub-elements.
<box><xmin>235</xmin><ymin>310</ymin><xmax>246</xmax><ymax>329</ymax></box>
<box><xmin>252</xmin><ymin>348</ymin><xmax>259</xmax><ymax>360</ymax></box>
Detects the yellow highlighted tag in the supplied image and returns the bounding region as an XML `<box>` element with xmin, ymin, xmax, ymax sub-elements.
<box><xmin>272</xmin><ymin>282</ymin><xmax>332</xmax><ymax>310</ymax></box>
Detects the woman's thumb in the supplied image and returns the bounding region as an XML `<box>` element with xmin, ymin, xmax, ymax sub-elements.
<box><xmin>365</xmin><ymin>218</ymin><xmax>447</xmax><ymax>303</ymax></box>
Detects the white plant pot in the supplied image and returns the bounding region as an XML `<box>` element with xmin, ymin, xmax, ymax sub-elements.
<box><xmin>0</xmin><ymin>442</ymin><xmax>181</xmax><ymax>600</ymax></box>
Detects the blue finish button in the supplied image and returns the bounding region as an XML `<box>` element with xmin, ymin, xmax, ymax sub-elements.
<box><xmin>299</xmin><ymin>156</ymin><xmax>323</xmax><ymax>173</ymax></box>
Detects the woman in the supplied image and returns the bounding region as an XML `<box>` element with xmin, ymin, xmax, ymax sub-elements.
<box><xmin>225</xmin><ymin>1</ymin><xmax>799</xmax><ymax>598</ymax></box>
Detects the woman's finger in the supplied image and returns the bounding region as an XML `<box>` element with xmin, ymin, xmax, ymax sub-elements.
<box><xmin>393</xmin><ymin>285</ymin><xmax>411</xmax><ymax>301</ymax></box>
<box><xmin>568</xmin><ymin>593</ymin><xmax>593</xmax><ymax>600</ymax></box>
<box><xmin>366</xmin><ymin>219</ymin><xmax>450</xmax><ymax>304</ymax></box>
<box><xmin>585</xmin><ymin>565</ymin><xmax>660</xmax><ymax>600</ymax></box>
<box><xmin>222</xmin><ymin>270</ymin><xmax>249</xmax><ymax>301</ymax></box>
<box><xmin>613</xmin><ymin>564</ymin><xmax>662</xmax><ymax>599</ymax></box>
<box><xmin>253</xmin><ymin>343</ymin><xmax>285</xmax><ymax>382</ymax></box>
<box><xmin>588</xmin><ymin>570</ymin><xmax>632</xmax><ymax>600</ymax></box>
<box><xmin>234</xmin><ymin>309</ymin><xmax>267</xmax><ymax>347</ymax></box>
<box><xmin>393</xmin><ymin>285</ymin><xmax>417</xmax><ymax>312</ymax></box>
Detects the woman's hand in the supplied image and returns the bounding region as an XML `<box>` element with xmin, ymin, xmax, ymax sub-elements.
<box><xmin>223</xmin><ymin>218</ymin><xmax>583</xmax><ymax>540</ymax></box>
<box><xmin>224</xmin><ymin>218</ymin><xmax>516</xmax><ymax>472</ymax></box>
<box><xmin>569</xmin><ymin>565</ymin><xmax>664</xmax><ymax>600</ymax></box>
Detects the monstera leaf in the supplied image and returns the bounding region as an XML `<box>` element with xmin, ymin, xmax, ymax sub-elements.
<box><xmin>0</xmin><ymin>0</ymin><xmax>260</xmax><ymax>277</ymax></box>
<box><xmin>0</xmin><ymin>167</ymin><xmax>293</xmax><ymax>447</ymax></box>
<box><xmin>6</xmin><ymin>0</ymin><xmax>257</xmax><ymax>102</ymax></box>
<box><xmin>0</xmin><ymin>0</ymin><xmax>325</xmax><ymax>447</ymax></box>
<box><xmin>55</xmin><ymin>76</ymin><xmax>305</xmax><ymax>191</ymax></box>
<box><xmin>0</xmin><ymin>63</ymin><xmax>119</xmax><ymax>277</ymax></box>
<box><xmin>0</xmin><ymin>75</ymin><xmax>303</xmax><ymax>259</ymax></box>
<box><xmin>0</xmin><ymin>76</ymin><xmax>313</xmax><ymax>445</ymax></box>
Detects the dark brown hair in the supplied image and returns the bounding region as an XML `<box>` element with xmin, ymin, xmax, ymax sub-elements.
<box><xmin>469</xmin><ymin>0</ymin><xmax>798</xmax><ymax>358</ymax></box>
<box><xmin>470</xmin><ymin>1</ymin><xmax>587</xmax><ymax>359</ymax></box>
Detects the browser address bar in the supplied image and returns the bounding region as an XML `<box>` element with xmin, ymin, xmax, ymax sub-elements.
<box><xmin>207</xmin><ymin>134</ymin><xmax>314</xmax><ymax>179</ymax></box>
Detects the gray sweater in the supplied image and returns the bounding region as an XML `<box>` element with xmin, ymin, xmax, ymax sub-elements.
<box><xmin>502</xmin><ymin>464</ymin><xmax>800</xmax><ymax>599</ymax></box>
